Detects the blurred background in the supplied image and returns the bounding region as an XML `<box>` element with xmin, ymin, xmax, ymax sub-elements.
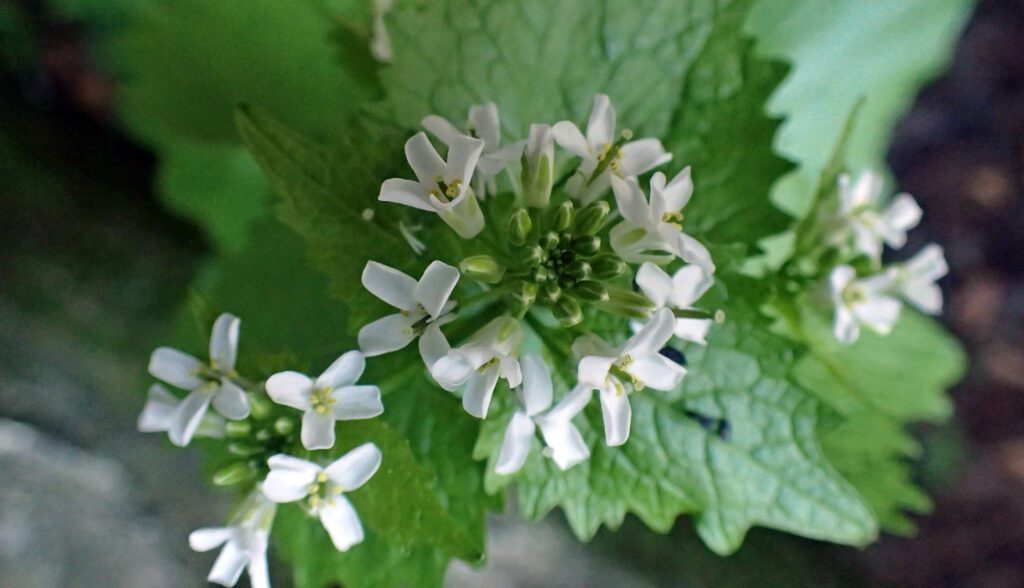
<box><xmin>1</xmin><ymin>0</ymin><xmax>1023</xmax><ymax>586</ymax></box>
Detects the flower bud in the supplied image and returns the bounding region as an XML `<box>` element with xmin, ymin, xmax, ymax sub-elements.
<box><xmin>460</xmin><ymin>255</ymin><xmax>506</xmax><ymax>284</ymax></box>
<box><xmin>228</xmin><ymin>442</ymin><xmax>262</xmax><ymax>457</ymax></box>
<box><xmin>541</xmin><ymin>281</ymin><xmax>562</xmax><ymax>303</ymax></box>
<box><xmin>225</xmin><ymin>421</ymin><xmax>252</xmax><ymax>438</ymax></box>
<box><xmin>507</xmin><ymin>208</ymin><xmax>532</xmax><ymax>246</ymax></box>
<box><xmin>520</xmin><ymin>244</ymin><xmax>545</xmax><ymax>267</ymax></box>
<box><xmin>573</xmin><ymin>201</ymin><xmax>611</xmax><ymax>235</ymax></box>
<box><xmin>590</xmin><ymin>253</ymin><xmax>627</xmax><ymax>280</ymax></box>
<box><xmin>601</xmin><ymin>286</ymin><xmax>656</xmax><ymax>319</ymax></box>
<box><xmin>551</xmin><ymin>201</ymin><xmax>575</xmax><ymax>232</ymax></box>
<box><xmin>212</xmin><ymin>461</ymin><xmax>254</xmax><ymax>486</ymax></box>
<box><xmin>565</xmin><ymin>261</ymin><xmax>592</xmax><ymax>281</ymax></box>
<box><xmin>553</xmin><ymin>297</ymin><xmax>583</xmax><ymax>327</ymax></box>
<box><xmin>571</xmin><ymin>235</ymin><xmax>601</xmax><ymax>257</ymax></box>
<box><xmin>273</xmin><ymin>417</ymin><xmax>295</xmax><ymax>436</ymax></box>
<box><xmin>531</xmin><ymin>266</ymin><xmax>549</xmax><ymax>283</ymax></box>
<box><xmin>509</xmin><ymin>281</ymin><xmax>539</xmax><ymax>314</ymax></box>
<box><xmin>522</xmin><ymin>124</ymin><xmax>554</xmax><ymax>208</ymax></box>
<box><xmin>248</xmin><ymin>394</ymin><xmax>273</xmax><ymax>420</ymax></box>
<box><xmin>573</xmin><ymin>280</ymin><xmax>609</xmax><ymax>303</ymax></box>
<box><xmin>539</xmin><ymin>231</ymin><xmax>560</xmax><ymax>251</ymax></box>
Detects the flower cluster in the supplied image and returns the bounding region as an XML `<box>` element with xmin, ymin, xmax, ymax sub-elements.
<box><xmin>138</xmin><ymin>95</ymin><xmax>721</xmax><ymax>587</ymax></box>
<box><xmin>824</xmin><ymin>171</ymin><xmax>948</xmax><ymax>344</ymax></box>
<box><xmin>373</xmin><ymin>94</ymin><xmax>718</xmax><ymax>452</ymax></box>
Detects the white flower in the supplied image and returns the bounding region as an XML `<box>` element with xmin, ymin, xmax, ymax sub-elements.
<box><xmin>495</xmin><ymin>354</ymin><xmax>591</xmax><ymax>475</ymax></box>
<box><xmin>379</xmin><ymin>132</ymin><xmax>486</xmax><ymax>239</ymax></box>
<box><xmin>265</xmin><ymin>351</ymin><xmax>383</xmax><ymax>451</ymax></box>
<box><xmin>552</xmin><ymin>94</ymin><xmax>671</xmax><ymax>204</ymax></box>
<box><xmin>521</xmin><ymin>123</ymin><xmax>555</xmax><ymax>208</ymax></box>
<box><xmin>573</xmin><ymin>309</ymin><xmax>684</xmax><ymax>446</ymax></box>
<box><xmin>422</xmin><ymin>103</ymin><xmax>525</xmax><ymax>199</ymax></box>
<box><xmin>137</xmin><ymin>384</ymin><xmax>225</xmax><ymax>440</ymax></box>
<box><xmin>189</xmin><ymin>490</ymin><xmax>275</xmax><ymax>588</ymax></box>
<box><xmin>894</xmin><ymin>244</ymin><xmax>948</xmax><ymax>315</ymax></box>
<box><xmin>148</xmin><ymin>313</ymin><xmax>250</xmax><ymax>447</ymax></box>
<box><xmin>358</xmin><ymin>260</ymin><xmax>460</xmax><ymax>368</ymax></box>
<box><xmin>262</xmin><ymin>444</ymin><xmax>382</xmax><ymax>552</ymax></box>
<box><xmin>369</xmin><ymin>0</ymin><xmax>393</xmax><ymax>62</ymax></box>
<box><xmin>635</xmin><ymin>262</ymin><xmax>714</xmax><ymax>345</ymax></box>
<box><xmin>838</xmin><ymin>171</ymin><xmax>922</xmax><ymax>260</ymax></box>
<box><xmin>830</xmin><ymin>265</ymin><xmax>902</xmax><ymax>345</ymax></box>
<box><xmin>430</xmin><ymin>316</ymin><xmax>523</xmax><ymax>419</ymax></box>
<box><xmin>609</xmin><ymin>169</ymin><xmax>714</xmax><ymax>274</ymax></box>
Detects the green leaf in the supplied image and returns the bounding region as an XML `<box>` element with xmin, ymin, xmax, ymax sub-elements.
<box><xmin>94</xmin><ymin>0</ymin><xmax>375</xmax><ymax>144</ymax></box>
<box><xmin>156</xmin><ymin>142</ymin><xmax>270</xmax><ymax>253</ymax></box>
<box><xmin>381</xmin><ymin>0</ymin><xmax>792</xmax><ymax>246</ymax></box>
<box><xmin>791</xmin><ymin>307</ymin><xmax>965</xmax><ymax>532</ymax></box>
<box><xmin>236</xmin><ymin>105</ymin><xmax>467</xmax><ymax>331</ymax></box>
<box><xmin>746</xmin><ymin>0</ymin><xmax>974</xmax><ymax>215</ymax></box>
<box><xmin>478</xmin><ymin>299</ymin><xmax>877</xmax><ymax>555</ymax></box>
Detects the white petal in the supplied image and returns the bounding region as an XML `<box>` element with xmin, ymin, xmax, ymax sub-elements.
<box><xmin>414</xmin><ymin>260</ymin><xmax>460</xmax><ymax>318</ymax></box>
<box><xmin>358</xmin><ymin>314</ymin><xmax>417</xmax><ymax>357</ymax></box>
<box><xmin>670</xmin><ymin>264</ymin><xmax>713</xmax><ymax>308</ymax></box>
<box><xmin>325</xmin><ymin>443</ymin><xmax>382</xmax><ymax>491</ymax></box>
<box><xmin>852</xmin><ymin>223</ymin><xmax>883</xmax><ymax>259</ymax></box>
<box><xmin>462</xmin><ymin>367</ymin><xmax>500</xmax><ymax>418</ymax></box>
<box><xmin>138</xmin><ymin>384</ymin><xmax>179</xmax><ymax>433</ymax></box>
<box><xmin>213</xmin><ymin>380</ymin><xmax>251</xmax><ymax>420</ymax></box>
<box><xmin>361</xmin><ymin>261</ymin><xmax>418</xmax><ymax>311</ymax></box>
<box><xmin>519</xmin><ymin>354</ymin><xmax>553</xmax><ymax>416</ymax></box>
<box><xmin>168</xmin><ymin>390</ymin><xmax>213</xmax><ymax>447</ymax></box>
<box><xmin>209</xmin><ymin>313</ymin><xmax>240</xmax><ymax>371</ymax></box>
<box><xmin>902</xmin><ymin>282</ymin><xmax>943</xmax><ymax>315</ymax></box>
<box><xmin>842</xmin><ymin>171</ymin><xmax>883</xmax><ymax>213</ymax></box>
<box><xmin>571</xmin><ymin>332</ymin><xmax>618</xmax><ymax>359</ymax></box>
<box><xmin>536</xmin><ymin>419</ymin><xmax>590</xmax><ymax>470</ymax></box>
<box><xmin>431</xmin><ymin>352</ymin><xmax>473</xmax><ymax>391</ymax></box>
<box><xmin>501</xmin><ymin>356</ymin><xmax>522</xmax><ymax>389</ymax></box>
<box><xmin>207</xmin><ymin>541</ymin><xmax>247</xmax><ymax>587</ymax></box>
<box><xmin>404</xmin><ymin>132</ymin><xmax>446</xmax><ymax>185</ymax></box>
<box><xmin>333</xmin><ymin>386</ymin><xmax>384</xmax><ymax>420</ymax></box>
<box><xmin>265</xmin><ymin>371</ymin><xmax>314</xmax><ymax>410</ymax></box>
<box><xmin>881</xmin><ymin>193</ymin><xmax>922</xmax><ymax>246</ymax></box>
<box><xmin>624</xmin><ymin>308</ymin><xmax>675</xmax><ymax>357</ymax></box>
<box><xmin>611</xmin><ymin>175</ymin><xmax>653</xmax><ymax>226</ymax></box>
<box><xmin>419</xmin><ymin>324</ymin><xmax>452</xmax><ymax>370</ymax></box>
<box><xmin>635</xmin><ymin>262</ymin><xmax>673</xmax><ymax>308</ymax></box>
<box><xmin>189</xmin><ymin>527</ymin><xmax>233</xmax><ymax>552</ymax></box>
<box><xmin>494</xmin><ymin>410</ymin><xmax>536</xmax><ymax>475</ymax></box>
<box><xmin>905</xmin><ymin>243</ymin><xmax>948</xmax><ymax>283</ymax></box>
<box><xmin>317</xmin><ymin>350</ymin><xmax>365</xmax><ymax>389</ymax></box>
<box><xmin>577</xmin><ymin>355</ymin><xmax>616</xmax><ymax>389</ymax></box>
<box><xmin>379</xmin><ymin>178</ymin><xmax>434</xmax><ymax>211</ymax></box>
<box><xmin>618</xmin><ymin>138</ymin><xmax>671</xmax><ymax>176</ymax></box>
<box><xmin>599</xmin><ymin>387</ymin><xmax>632</xmax><ymax>447</ymax></box>
<box><xmin>301</xmin><ymin>410</ymin><xmax>336</xmax><ymax>450</ymax></box>
<box><xmin>421</xmin><ymin>114</ymin><xmax>462</xmax><ymax>146</ymax></box>
<box><xmin>659</xmin><ymin>166</ymin><xmax>693</xmax><ymax>213</ymax></box>
<box><xmin>445</xmin><ymin>135</ymin><xmax>485</xmax><ymax>186</ymax></box>
<box><xmin>854</xmin><ymin>296</ymin><xmax>902</xmax><ymax>335</ymax></box>
<box><xmin>544</xmin><ymin>385</ymin><xmax>593</xmax><ymax>422</ymax></box>
<box><xmin>834</xmin><ymin>306</ymin><xmax>860</xmax><ymax>345</ymax></box>
<box><xmin>829</xmin><ymin>265</ymin><xmax>857</xmax><ymax>300</ymax></box>
<box><xmin>263</xmin><ymin>455</ymin><xmax>319</xmax><ymax>503</ymax></box>
<box><xmin>629</xmin><ymin>354</ymin><xmax>685</xmax><ymax>391</ymax></box>
<box><xmin>673</xmin><ymin>318</ymin><xmax>712</xmax><ymax>345</ymax></box>
<box><xmin>149</xmin><ymin>347</ymin><xmax>204</xmax><ymax>390</ymax></box>
<box><xmin>674</xmin><ymin>232</ymin><xmax>715</xmax><ymax>275</ymax></box>
<box><xmin>551</xmin><ymin>121</ymin><xmax>592</xmax><ymax>159</ymax></box>
<box><xmin>586</xmin><ymin>93</ymin><xmax>615</xmax><ymax>148</ymax></box>
<box><xmin>319</xmin><ymin>497</ymin><xmax>365</xmax><ymax>551</ymax></box>
<box><xmin>247</xmin><ymin>553</ymin><xmax>271</xmax><ymax>588</ymax></box>
<box><xmin>468</xmin><ymin>102</ymin><xmax>501</xmax><ymax>148</ymax></box>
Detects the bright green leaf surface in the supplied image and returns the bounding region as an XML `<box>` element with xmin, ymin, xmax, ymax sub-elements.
<box><xmin>746</xmin><ymin>0</ymin><xmax>974</xmax><ymax>215</ymax></box>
